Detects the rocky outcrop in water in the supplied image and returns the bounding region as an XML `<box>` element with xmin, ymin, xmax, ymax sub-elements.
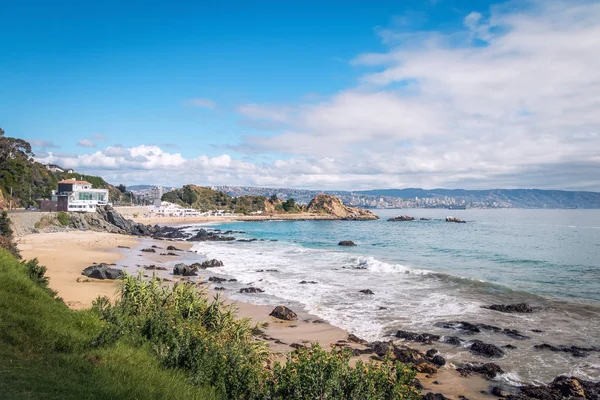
<box><xmin>445</xmin><ymin>217</ymin><xmax>465</xmax><ymax>223</ymax></box>
<box><xmin>188</xmin><ymin>229</ymin><xmax>236</xmax><ymax>242</ymax></box>
<box><xmin>434</xmin><ymin>321</ymin><xmax>530</xmax><ymax>340</ymax></box>
<box><xmin>82</xmin><ymin>263</ymin><xmax>123</xmax><ymax>280</ymax></box>
<box><xmin>396</xmin><ymin>330</ymin><xmax>441</xmax><ymax>343</ymax></box>
<box><xmin>534</xmin><ymin>343</ymin><xmax>600</xmax><ymax>358</ymax></box>
<box><xmin>306</xmin><ymin>194</ymin><xmax>379</xmax><ymax>221</ymax></box>
<box><xmin>504</xmin><ymin>376</ymin><xmax>600</xmax><ymax>400</ymax></box>
<box><xmin>468</xmin><ymin>339</ymin><xmax>504</xmax><ymax>358</ymax></box>
<box><xmin>359</xmin><ymin>289</ymin><xmax>374</xmax><ymax>295</ymax></box>
<box><xmin>388</xmin><ymin>215</ymin><xmax>415</xmax><ymax>221</ymax></box>
<box><xmin>482</xmin><ymin>303</ymin><xmax>534</xmax><ymax>313</ymax></box>
<box><xmin>269</xmin><ymin>305</ymin><xmax>298</xmax><ymax>321</ymax></box>
<box><xmin>338</xmin><ymin>240</ymin><xmax>356</xmax><ymax>246</ymax></box>
<box><xmin>240</xmin><ymin>287</ymin><xmax>264</xmax><ymax>293</ymax></box>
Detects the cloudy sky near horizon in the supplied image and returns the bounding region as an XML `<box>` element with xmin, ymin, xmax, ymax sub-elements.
<box><xmin>2</xmin><ymin>0</ymin><xmax>599</xmax><ymax>191</ymax></box>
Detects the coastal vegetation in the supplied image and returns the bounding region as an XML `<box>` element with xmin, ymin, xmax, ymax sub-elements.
<box><xmin>162</xmin><ymin>184</ymin><xmax>303</xmax><ymax>214</ymax></box>
<box><xmin>0</xmin><ymin>128</ymin><xmax>126</xmax><ymax>208</ymax></box>
<box><xmin>0</xmin><ymin>235</ymin><xmax>419</xmax><ymax>398</ymax></box>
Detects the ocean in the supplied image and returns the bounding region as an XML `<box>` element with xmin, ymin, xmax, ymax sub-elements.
<box><xmin>178</xmin><ymin>209</ymin><xmax>600</xmax><ymax>385</ymax></box>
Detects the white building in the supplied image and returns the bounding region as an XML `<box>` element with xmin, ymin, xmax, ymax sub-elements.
<box><xmin>149</xmin><ymin>185</ymin><xmax>164</xmax><ymax>201</ymax></box>
<box><xmin>54</xmin><ymin>179</ymin><xmax>109</xmax><ymax>213</ymax></box>
<box><xmin>148</xmin><ymin>201</ymin><xmax>201</xmax><ymax>217</ymax></box>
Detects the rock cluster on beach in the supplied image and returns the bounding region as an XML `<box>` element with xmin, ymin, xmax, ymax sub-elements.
<box><xmin>81</xmin><ymin>263</ymin><xmax>123</xmax><ymax>280</ymax></box>
<box><xmin>269</xmin><ymin>305</ymin><xmax>298</xmax><ymax>321</ymax></box>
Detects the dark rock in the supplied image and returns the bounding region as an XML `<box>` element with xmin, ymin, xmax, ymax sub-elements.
<box><xmin>81</xmin><ymin>264</ymin><xmax>123</xmax><ymax>280</ymax></box>
<box><xmin>442</xmin><ymin>336</ymin><xmax>463</xmax><ymax>346</ymax></box>
<box><xmin>422</xmin><ymin>393</ymin><xmax>451</xmax><ymax>400</ymax></box>
<box><xmin>312</xmin><ymin>319</ymin><xmax>325</xmax><ymax>324</ymax></box>
<box><xmin>289</xmin><ymin>343</ymin><xmax>304</xmax><ymax>350</ymax></box>
<box><xmin>517</xmin><ymin>385</ymin><xmax>561</xmax><ymax>400</ymax></box>
<box><xmin>395</xmin><ymin>330</ymin><xmax>441</xmax><ymax>343</ymax></box>
<box><xmin>166</xmin><ymin>245</ymin><xmax>182</xmax><ymax>251</ymax></box>
<box><xmin>490</xmin><ymin>386</ymin><xmax>511</xmax><ymax>398</ymax></box>
<box><xmin>359</xmin><ymin>289</ymin><xmax>374</xmax><ymax>295</ymax></box>
<box><xmin>503</xmin><ymin>344</ymin><xmax>517</xmax><ymax>349</ymax></box>
<box><xmin>414</xmin><ymin>362</ymin><xmax>438</xmax><ymax>374</ymax></box>
<box><xmin>151</xmin><ymin>245</ymin><xmax>160</xmax><ymax>249</ymax></box>
<box><xmin>369</xmin><ymin>341</ymin><xmax>394</xmax><ymax>357</ymax></box>
<box><xmin>347</xmin><ymin>334</ymin><xmax>368</xmax><ymax>345</ymax></box>
<box><xmin>143</xmin><ymin>265</ymin><xmax>167</xmax><ymax>271</ymax></box>
<box><xmin>208</xmin><ymin>276</ymin><xmax>227</xmax><ymax>283</ymax></box>
<box><xmin>482</xmin><ymin>303</ymin><xmax>533</xmax><ymax>313</ymax></box>
<box><xmin>188</xmin><ymin>229</ymin><xmax>236</xmax><ymax>242</ymax></box>
<box><xmin>431</xmin><ymin>355</ymin><xmax>446</xmax><ymax>367</ymax></box>
<box><xmin>413</xmin><ymin>378</ymin><xmax>424</xmax><ymax>390</ymax></box>
<box><xmin>387</xmin><ymin>215</ymin><xmax>415</xmax><ymax>222</ymax></box>
<box><xmin>420</xmin><ymin>218</ymin><xmax>431</xmax><ymax>221</ymax></box>
<box><xmin>456</xmin><ymin>362</ymin><xmax>504</xmax><ymax>379</ymax></box>
<box><xmin>141</xmin><ymin>248</ymin><xmax>156</xmax><ymax>253</ymax></box>
<box><xmin>269</xmin><ymin>305</ymin><xmax>298</xmax><ymax>321</ymax></box>
<box><xmin>228</xmin><ymin>278</ymin><xmax>238</xmax><ymax>282</ymax></box>
<box><xmin>445</xmin><ymin>217</ymin><xmax>465</xmax><ymax>223</ymax></box>
<box><xmin>299</xmin><ymin>280</ymin><xmax>318</xmax><ymax>284</ymax></box>
<box><xmin>534</xmin><ymin>343</ymin><xmax>598</xmax><ymax>358</ymax></box>
<box><xmin>426</xmin><ymin>349</ymin><xmax>439</xmax><ymax>358</ymax></box>
<box><xmin>468</xmin><ymin>340</ymin><xmax>505</xmax><ymax>358</ymax></box>
<box><xmin>240</xmin><ymin>287</ymin><xmax>264</xmax><ymax>294</ymax></box>
<box><xmin>392</xmin><ymin>344</ymin><xmax>429</xmax><ymax>364</ymax></box>
<box><xmin>214</xmin><ymin>287</ymin><xmax>226</xmax><ymax>291</ymax></box>
<box><xmin>435</xmin><ymin>320</ymin><xmax>529</xmax><ymax>339</ymax></box>
<box><xmin>173</xmin><ymin>263</ymin><xmax>198</xmax><ymax>276</ymax></box>
<box><xmin>338</xmin><ymin>240</ymin><xmax>356</xmax><ymax>246</ymax></box>
<box><xmin>117</xmin><ymin>245</ymin><xmax>130</xmax><ymax>249</ymax></box>
<box><xmin>200</xmin><ymin>259</ymin><xmax>224</xmax><ymax>268</ymax></box>
<box><xmin>531</xmin><ymin>329</ymin><xmax>544</xmax><ymax>333</ymax></box>
<box><xmin>549</xmin><ymin>376</ymin><xmax>587</xmax><ymax>398</ymax></box>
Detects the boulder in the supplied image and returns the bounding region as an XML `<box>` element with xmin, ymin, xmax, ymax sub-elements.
<box><xmin>445</xmin><ymin>216</ymin><xmax>466</xmax><ymax>223</ymax></box>
<box><xmin>396</xmin><ymin>330</ymin><xmax>441</xmax><ymax>343</ymax></box>
<box><xmin>338</xmin><ymin>240</ymin><xmax>357</xmax><ymax>246</ymax></box>
<box><xmin>392</xmin><ymin>344</ymin><xmax>429</xmax><ymax>364</ymax></box>
<box><xmin>306</xmin><ymin>194</ymin><xmax>379</xmax><ymax>221</ymax></box>
<box><xmin>347</xmin><ymin>334</ymin><xmax>368</xmax><ymax>345</ymax></box>
<box><xmin>359</xmin><ymin>289</ymin><xmax>374</xmax><ymax>295</ymax></box>
<box><xmin>166</xmin><ymin>245</ymin><xmax>182</xmax><ymax>251</ymax></box>
<box><xmin>141</xmin><ymin>248</ymin><xmax>156</xmax><ymax>253</ymax></box>
<box><xmin>269</xmin><ymin>305</ymin><xmax>298</xmax><ymax>321</ymax></box>
<box><xmin>549</xmin><ymin>376</ymin><xmax>586</xmax><ymax>398</ymax></box>
<box><xmin>81</xmin><ymin>263</ymin><xmax>123</xmax><ymax>280</ymax></box>
<box><xmin>430</xmin><ymin>355</ymin><xmax>446</xmax><ymax>367</ymax></box>
<box><xmin>422</xmin><ymin>393</ymin><xmax>451</xmax><ymax>400</ymax></box>
<box><xmin>240</xmin><ymin>287</ymin><xmax>264</xmax><ymax>294</ymax></box>
<box><xmin>482</xmin><ymin>303</ymin><xmax>533</xmax><ymax>313</ymax></box>
<box><xmin>468</xmin><ymin>340</ymin><xmax>504</xmax><ymax>358</ymax></box>
<box><xmin>173</xmin><ymin>263</ymin><xmax>198</xmax><ymax>276</ymax></box>
<box><xmin>533</xmin><ymin>343</ymin><xmax>598</xmax><ymax>358</ymax></box>
<box><xmin>188</xmin><ymin>229</ymin><xmax>236</xmax><ymax>242</ymax></box>
<box><xmin>208</xmin><ymin>276</ymin><xmax>227</xmax><ymax>283</ymax></box>
<box><xmin>143</xmin><ymin>265</ymin><xmax>167</xmax><ymax>270</ymax></box>
<box><xmin>456</xmin><ymin>362</ymin><xmax>504</xmax><ymax>379</ymax></box>
<box><xmin>200</xmin><ymin>259</ymin><xmax>224</xmax><ymax>268</ymax></box>
<box><xmin>299</xmin><ymin>280</ymin><xmax>318</xmax><ymax>284</ymax></box>
<box><xmin>442</xmin><ymin>336</ymin><xmax>463</xmax><ymax>346</ymax></box>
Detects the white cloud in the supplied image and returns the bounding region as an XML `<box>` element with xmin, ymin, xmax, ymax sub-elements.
<box><xmin>188</xmin><ymin>98</ymin><xmax>217</xmax><ymax>109</ymax></box>
<box><xmin>77</xmin><ymin>139</ymin><xmax>95</xmax><ymax>148</ymax></box>
<box><xmin>30</xmin><ymin>139</ymin><xmax>60</xmax><ymax>149</ymax></box>
<box><xmin>31</xmin><ymin>1</ymin><xmax>600</xmax><ymax>191</ymax></box>
<box><xmin>232</xmin><ymin>0</ymin><xmax>600</xmax><ymax>190</ymax></box>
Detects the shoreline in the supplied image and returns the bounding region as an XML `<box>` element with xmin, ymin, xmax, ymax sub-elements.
<box><xmin>16</xmin><ymin>229</ymin><xmax>492</xmax><ymax>399</ymax></box>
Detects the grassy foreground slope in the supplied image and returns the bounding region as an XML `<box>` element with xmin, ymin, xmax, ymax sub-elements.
<box><xmin>0</xmin><ymin>249</ymin><xmax>218</xmax><ymax>400</ymax></box>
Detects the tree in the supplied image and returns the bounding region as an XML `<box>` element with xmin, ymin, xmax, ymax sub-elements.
<box><xmin>270</xmin><ymin>194</ymin><xmax>278</xmax><ymax>203</ymax></box>
<box><xmin>117</xmin><ymin>184</ymin><xmax>127</xmax><ymax>193</ymax></box>
<box><xmin>0</xmin><ymin>211</ymin><xmax>20</xmax><ymax>258</ymax></box>
<box><xmin>282</xmin><ymin>198</ymin><xmax>296</xmax><ymax>212</ymax></box>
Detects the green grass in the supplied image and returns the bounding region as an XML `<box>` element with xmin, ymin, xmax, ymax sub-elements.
<box><xmin>0</xmin><ymin>250</ymin><xmax>218</xmax><ymax>400</ymax></box>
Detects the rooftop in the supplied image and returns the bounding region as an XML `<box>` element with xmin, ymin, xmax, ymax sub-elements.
<box><xmin>58</xmin><ymin>179</ymin><xmax>92</xmax><ymax>185</ymax></box>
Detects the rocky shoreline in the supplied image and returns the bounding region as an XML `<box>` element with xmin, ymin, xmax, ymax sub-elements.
<box><xmin>16</xmin><ymin>207</ymin><xmax>600</xmax><ymax>399</ymax></box>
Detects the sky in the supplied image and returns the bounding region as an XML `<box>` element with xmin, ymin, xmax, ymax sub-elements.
<box><xmin>1</xmin><ymin>0</ymin><xmax>599</xmax><ymax>191</ymax></box>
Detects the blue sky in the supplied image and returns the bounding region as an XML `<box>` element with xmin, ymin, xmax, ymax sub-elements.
<box><xmin>1</xmin><ymin>0</ymin><xmax>599</xmax><ymax>190</ymax></box>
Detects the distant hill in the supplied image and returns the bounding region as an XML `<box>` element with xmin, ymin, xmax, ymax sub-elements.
<box><xmin>356</xmin><ymin>188</ymin><xmax>600</xmax><ymax>208</ymax></box>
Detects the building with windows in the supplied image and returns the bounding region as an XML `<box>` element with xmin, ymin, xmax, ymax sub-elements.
<box><xmin>52</xmin><ymin>178</ymin><xmax>110</xmax><ymax>213</ymax></box>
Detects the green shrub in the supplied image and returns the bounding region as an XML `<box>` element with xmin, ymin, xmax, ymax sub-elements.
<box><xmin>93</xmin><ymin>274</ymin><xmax>420</xmax><ymax>400</ymax></box>
<box><xmin>56</xmin><ymin>211</ymin><xmax>69</xmax><ymax>226</ymax></box>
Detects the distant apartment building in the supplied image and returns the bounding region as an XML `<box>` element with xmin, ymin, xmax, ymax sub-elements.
<box><xmin>149</xmin><ymin>185</ymin><xmax>164</xmax><ymax>201</ymax></box>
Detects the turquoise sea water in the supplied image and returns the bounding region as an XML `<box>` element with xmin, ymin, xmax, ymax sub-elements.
<box><xmin>166</xmin><ymin>209</ymin><xmax>600</xmax><ymax>384</ymax></box>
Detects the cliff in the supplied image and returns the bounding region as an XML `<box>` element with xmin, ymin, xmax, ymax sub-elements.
<box><xmin>307</xmin><ymin>194</ymin><xmax>379</xmax><ymax>220</ymax></box>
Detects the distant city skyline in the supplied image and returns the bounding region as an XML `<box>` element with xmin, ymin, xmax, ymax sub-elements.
<box><xmin>2</xmin><ymin>0</ymin><xmax>599</xmax><ymax>191</ymax></box>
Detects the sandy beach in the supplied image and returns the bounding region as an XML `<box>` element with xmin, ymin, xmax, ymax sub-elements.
<box><xmin>16</xmin><ymin>229</ymin><xmax>491</xmax><ymax>399</ymax></box>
